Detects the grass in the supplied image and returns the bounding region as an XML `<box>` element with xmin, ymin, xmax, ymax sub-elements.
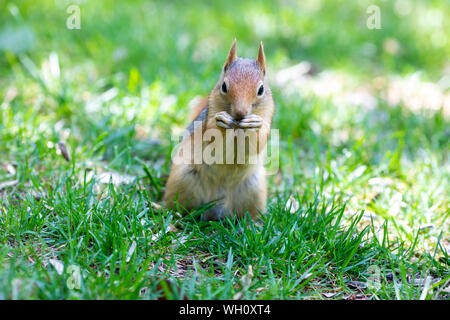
<box><xmin>0</xmin><ymin>0</ymin><xmax>449</xmax><ymax>299</ymax></box>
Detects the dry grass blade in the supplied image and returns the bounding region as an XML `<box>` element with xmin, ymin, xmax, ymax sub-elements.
<box><xmin>0</xmin><ymin>180</ymin><xmax>18</xmax><ymax>190</ymax></box>
<box><xmin>57</xmin><ymin>141</ymin><xmax>71</xmax><ymax>162</ymax></box>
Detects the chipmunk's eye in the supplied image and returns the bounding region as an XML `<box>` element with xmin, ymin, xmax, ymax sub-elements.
<box><xmin>257</xmin><ymin>84</ymin><xmax>264</xmax><ymax>96</ymax></box>
<box><xmin>221</xmin><ymin>82</ymin><xmax>228</xmax><ymax>94</ymax></box>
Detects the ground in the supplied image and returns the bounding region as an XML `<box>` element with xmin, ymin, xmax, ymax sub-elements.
<box><xmin>0</xmin><ymin>0</ymin><xmax>449</xmax><ymax>299</ymax></box>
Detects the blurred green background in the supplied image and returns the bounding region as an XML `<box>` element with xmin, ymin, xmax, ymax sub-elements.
<box><xmin>0</xmin><ymin>0</ymin><xmax>448</xmax><ymax>299</ymax></box>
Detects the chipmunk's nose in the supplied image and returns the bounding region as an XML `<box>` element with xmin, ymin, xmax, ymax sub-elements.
<box><xmin>233</xmin><ymin>110</ymin><xmax>246</xmax><ymax>120</ymax></box>
<box><xmin>232</xmin><ymin>102</ymin><xmax>250</xmax><ymax>120</ymax></box>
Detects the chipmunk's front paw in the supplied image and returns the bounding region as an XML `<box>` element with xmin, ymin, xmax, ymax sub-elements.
<box><xmin>215</xmin><ymin>111</ymin><xmax>235</xmax><ymax>129</ymax></box>
<box><xmin>238</xmin><ymin>114</ymin><xmax>263</xmax><ymax>129</ymax></box>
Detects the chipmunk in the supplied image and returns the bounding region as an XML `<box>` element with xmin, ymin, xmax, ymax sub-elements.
<box><xmin>163</xmin><ymin>40</ymin><xmax>275</xmax><ymax>221</ymax></box>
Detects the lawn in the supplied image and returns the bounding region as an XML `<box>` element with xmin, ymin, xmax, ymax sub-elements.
<box><xmin>0</xmin><ymin>0</ymin><xmax>448</xmax><ymax>299</ymax></box>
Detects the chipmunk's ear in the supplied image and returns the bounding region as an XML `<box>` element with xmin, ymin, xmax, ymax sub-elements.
<box><xmin>223</xmin><ymin>39</ymin><xmax>237</xmax><ymax>72</ymax></box>
<box><xmin>257</xmin><ymin>41</ymin><xmax>266</xmax><ymax>75</ymax></box>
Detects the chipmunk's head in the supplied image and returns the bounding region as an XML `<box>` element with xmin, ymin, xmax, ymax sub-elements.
<box><xmin>214</xmin><ymin>39</ymin><xmax>270</xmax><ymax>120</ymax></box>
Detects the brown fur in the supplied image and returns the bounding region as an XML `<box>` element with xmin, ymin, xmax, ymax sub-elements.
<box><xmin>164</xmin><ymin>40</ymin><xmax>274</xmax><ymax>220</ymax></box>
<box><xmin>188</xmin><ymin>97</ymin><xmax>208</xmax><ymax>123</ymax></box>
